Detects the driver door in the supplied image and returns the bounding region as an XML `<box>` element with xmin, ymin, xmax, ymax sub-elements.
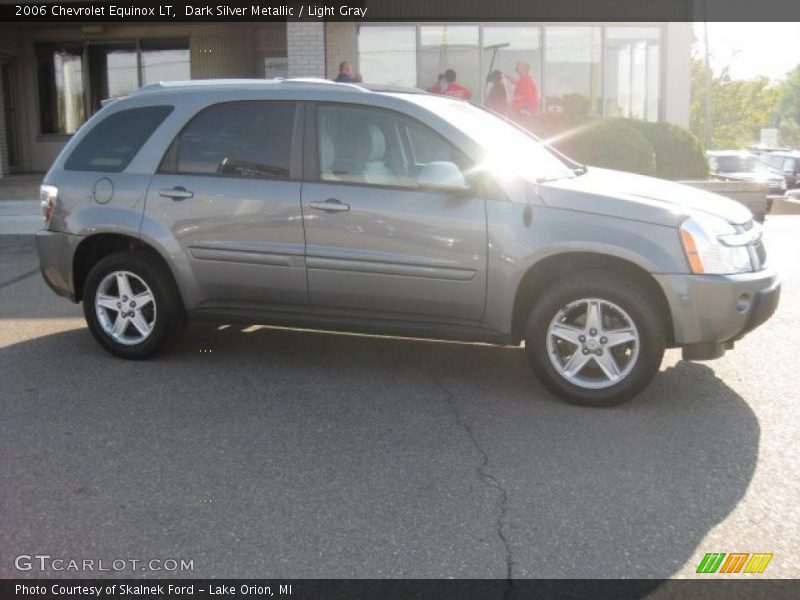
<box><xmin>300</xmin><ymin>103</ymin><xmax>487</xmax><ymax>322</ymax></box>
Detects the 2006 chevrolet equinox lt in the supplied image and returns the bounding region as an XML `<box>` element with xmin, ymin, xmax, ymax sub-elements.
<box><xmin>36</xmin><ymin>79</ymin><xmax>781</xmax><ymax>406</ymax></box>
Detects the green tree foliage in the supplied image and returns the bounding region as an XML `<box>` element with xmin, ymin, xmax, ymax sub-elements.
<box><xmin>690</xmin><ymin>59</ymin><xmax>780</xmax><ymax>149</ymax></box>
<box><xmin>776</xmin><ymin>65</ymin><xmax>800</xmax><ymax>147</ymax></box>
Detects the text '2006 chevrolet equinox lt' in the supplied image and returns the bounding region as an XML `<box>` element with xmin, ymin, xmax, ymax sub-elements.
<box><xmin>36</xmin><ymin>79</ymin><xmax>781</xmax><ymax>406</ymax></box>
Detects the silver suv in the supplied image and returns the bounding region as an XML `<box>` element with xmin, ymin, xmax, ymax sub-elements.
<box><xmin>36</xmin><ymin>79</ymin><xmax>780</xmax><ymax>406</ymax></box>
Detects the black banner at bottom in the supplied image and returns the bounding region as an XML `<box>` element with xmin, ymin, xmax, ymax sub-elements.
<box><xmin>1</xmin><ymin>579</ymin><xmax>798</xmax><ymax>600</ymax></box>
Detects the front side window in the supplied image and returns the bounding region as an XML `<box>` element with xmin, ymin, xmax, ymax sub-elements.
<box><xmin>65</xmin><ymin>105</ymin><xmax>173</xmax><ymax>172</ymax></box>
<box><xmin>406</xmin><ymin>94</ymin><xmax>574</xmax><ymax>182</ymax></box>
<box><xmin>163</xmin><ymin>102</ymin><xmax>295</xmax><ymax>180</ymax></box>
<box><xmin>316</xmin><ymin>104</ymin><xmax>468</xmax><ymax>189</ymax></box>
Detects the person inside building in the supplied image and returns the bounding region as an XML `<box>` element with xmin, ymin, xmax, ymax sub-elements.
<box><xmin>504</xmin><ymin>60</ymin><xmax>539</xmax><ymax>117</ymax></box>
<box><xmin>427</xmin><ymin>73</ymin><xmax>448</xmax><ymax>94</ymax></box>
<box><xmin>334</xmin><ymin>61</ymin><xmax>358</xmax><ymax>83</ymax></box>
<box><xmin>428</xmin><ymin>69</ymin><xmax>472</xmax><ymax>100</ymax></box>
<box><xmin>484</xmin><ymin>70</ymin><xmax>509</xmax><ymax>115</ymax></box>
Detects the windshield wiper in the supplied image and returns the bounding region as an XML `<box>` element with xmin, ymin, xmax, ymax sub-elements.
<box><xmin>573</xmin><ymin>164</ymin><xmax>588</xmax><ymax>176</ymax></box>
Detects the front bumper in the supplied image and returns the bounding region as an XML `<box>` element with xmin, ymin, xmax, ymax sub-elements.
<box><xmin>654</xmin><ymin>268</ymin><xmax>780</xmax><ymax>357</ymax></box>
<box><xmin>35</xmin><ymin>229</ymin><xmax>83</xmax><ymax>302</ymax></box>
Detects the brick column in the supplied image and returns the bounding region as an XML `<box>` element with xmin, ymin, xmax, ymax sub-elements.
<box><xmin>286</xmin><ymin>22</ymin><xmax>326</xmax><ymax>78</ymax></box>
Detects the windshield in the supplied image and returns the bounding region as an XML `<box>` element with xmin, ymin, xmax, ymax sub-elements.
<box><xmin>715</xmin><ymin>155</ymin><xmax>768</xmax><ymax>173</ymax></box>
<box><xmin>403</xmin><ymin>95</ymin><xmax>576</xmax><ymax>182</ymax></box>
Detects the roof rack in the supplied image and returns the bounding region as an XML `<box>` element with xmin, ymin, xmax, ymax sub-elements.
<box><xmin>131</xmin><ymin>78</ymin><xmax>430</xmax><ymax>97</ymax></box>
<box><xmin>133</xmin><ymin>78</ymin><xmax>370</xmax><ymax>95</ymax></box>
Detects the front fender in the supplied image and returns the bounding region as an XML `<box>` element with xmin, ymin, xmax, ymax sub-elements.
<box><xmin>483</xmin><ymin>203</ymin><xmax>687</xmax><ymax>335</ymax></box>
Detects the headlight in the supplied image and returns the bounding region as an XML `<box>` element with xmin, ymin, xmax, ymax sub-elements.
<box><xmin>679</xmin><ymin>214</ymin><xmax>753</xmax><ymax>274</ymax></box>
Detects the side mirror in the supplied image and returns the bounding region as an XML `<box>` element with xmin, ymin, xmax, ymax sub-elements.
<box><xmin>418</xmin><ymin>161</ymin><xmax>469</xmax><ymax>193</ymax></box>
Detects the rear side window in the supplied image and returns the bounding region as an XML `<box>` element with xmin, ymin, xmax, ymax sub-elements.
<box><xmin>65</xmin><ymin>105</ymin><xmax>173</xmax><ymax>172</ymax></box>
<box><xmin>161</xmin><ymin>101</ymin><xmax>296</xmax><ymax>180</ymax></box>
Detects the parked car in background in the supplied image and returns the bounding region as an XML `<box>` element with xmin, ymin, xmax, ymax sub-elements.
<box><xmin>760</xmin><ymin>150</ymin><xmax>800</xmax><ymax>191</ymax></box>
<box><xmin>36</xmin><ymin>79</ymin><xmax>780</xmax><ymax>407</ymax></box>
<box><xmin>707</xmin><ymin>150</ymin><xmax>786</xmax><ymax>199</ymax></box>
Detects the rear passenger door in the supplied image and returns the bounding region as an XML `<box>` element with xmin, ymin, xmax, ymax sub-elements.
<box><xmin>145</xmin><ymin>101</ymin><xmax>307</xmax><ymax>309</ymax></box>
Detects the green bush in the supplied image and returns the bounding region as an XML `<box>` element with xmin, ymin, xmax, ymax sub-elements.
<box><xmin>528</xmin><ymin>116</ymin><xmax>657</xmax><ymax>177</ymax></box>
<box><xmin>623</xmin><ymin>119</ymin><xmax>709</xmax><ymax>180</ymax></box>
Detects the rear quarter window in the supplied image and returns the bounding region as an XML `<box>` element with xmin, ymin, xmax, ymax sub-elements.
<box><xmin>64</xmin><ymin>105</ymin><xmax>173</xmax><ymax>172</ymax></box>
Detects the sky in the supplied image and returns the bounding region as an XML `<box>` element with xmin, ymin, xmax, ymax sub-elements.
<box><xmin>693</xmin><ymin>22</ymin><xmax>800</xmax><ymax>82</ymax></box>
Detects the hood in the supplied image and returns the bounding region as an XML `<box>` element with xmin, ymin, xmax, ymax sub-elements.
<box><xmin>536</xmin><ymin>167</ymin><xmax>753</xmax><ymax>226</ymax></box>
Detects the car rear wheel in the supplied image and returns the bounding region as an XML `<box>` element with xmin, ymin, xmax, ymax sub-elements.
<box><xmin>525</xmin><ymin>271</ymin><xmax>666</xmax><ymax>407</ymax></box>
<box><xmin>82</xmin><ymin>251</ymin><xmax>185</xmax><ymax>359</ymax></box>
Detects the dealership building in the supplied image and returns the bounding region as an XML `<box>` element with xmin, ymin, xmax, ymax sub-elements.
<box><xmin>0</xmin><ymin>20</ymin><xmax>692</xmax><ymax>177</ymax></box>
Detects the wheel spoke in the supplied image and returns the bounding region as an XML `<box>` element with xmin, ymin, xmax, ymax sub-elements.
<box><xmin>116</xmin><ymin>272</ymin><xmax>134</xmax><ymax>300</ymax></box>
<box><xmin>134</xmin><ymin>291</ymin><xmax>154</xmax><ymax>308</ymax></box>
<box><xmin>130</xmin><ymin>311</ymin><xmax>151</xmax><ymax>336</ymax></box>
<box><xmin>604</xmin><ymin>328</ymin><xmax>637</xmax><ymax>347</ymax></box>
<box><xmin>562</xmin><ymin>349</ymin><xmax>592</xmax><ymax>377</ymax></box>
<box><xmin>550</xmin><ymin>323</ymin><xmax>584</xmax><ymax>346</ymax></box>
<box><xmin>96</xmin><ymin>294</ymin><xmax>120</xmax><ymax>311</ymax></box>
<box><xmin>112</xmin><ymin>314</ymin><xmax>129</xmax><ymax>337</ymax></box>
<box><xmin>594</xmin><ymin>351</ymin><xmax>621</xmax><ymax>381</ymax></box>
<box><xmin>585</xmin><ymin>300</ymin><xmax>602</xmax><ymax>332</ymax></box>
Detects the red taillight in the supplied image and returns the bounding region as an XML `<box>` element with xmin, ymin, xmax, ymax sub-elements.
<box><xmin>40</xmin><ymin>185</ymin><xmax>58</xmax><ymax>227</ymax></box>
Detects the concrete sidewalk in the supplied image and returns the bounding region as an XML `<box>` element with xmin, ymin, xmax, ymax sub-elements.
<box><xmin>0</xmin><ymin>173</ymin><xmax>42</xmax><ymax>202</ymax></box>
<box><xmin>0</xmin><ymin>200</ymin><xmax>42</xmax><ymax>235</ymax></box>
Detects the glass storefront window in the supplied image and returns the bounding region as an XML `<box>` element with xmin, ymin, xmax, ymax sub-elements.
<box><xmin>87</xmin><ymin>42</ymin><xmax>138</xmax><ymax>111</ymax></box>
<box><xmin>358</xmin><ymin>26</ymin><xmax>416</xmax><ymax>87</ymax></box>
<box><xmin>419</xmin><ymin>26</ymin><xmax>479</xmax><ymax>100</ymax></box>
<box><xmin>141</xmin><ymin>38</ymin><xmax>191</xmax><ymax>86</ymax></box>
<box><xmin>482</xmin><ymin>26</ymin><xmax>542</xmax><ymax>113</ymax></box>
<box><xmin>544</xmin><ymin>26</ymin><xmax>602</xmax><ymax>117</ymax></box>
<box><xmin>37</xmin><ymin>38</ymin><xmax>190</xmax><ymax>135</ymax></box>
<box><xmin>37</xmin><ymin>43</ymin><xmax>86</xmax><ymax>135</ymax></box>
<box><xmin>604</xmin><ymin>27</ymin><xmax>661</xmax><ymax>121</ymax></box>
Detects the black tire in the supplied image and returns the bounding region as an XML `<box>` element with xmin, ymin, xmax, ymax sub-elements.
<box><xmin>525</xmin><ymin>270</ymin><xmax>666</xmax><ymax>407</ymax></box>
<box><xmin>82</xmin><ymin>250</ymin><xmax>186</xmax><ymax>359</ymax></box>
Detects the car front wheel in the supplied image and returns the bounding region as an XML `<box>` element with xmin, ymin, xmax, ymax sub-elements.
<box><xmin>525</xmin><ymin>271</ymin><xmax>667</xmax><ymax>407</ymax></box>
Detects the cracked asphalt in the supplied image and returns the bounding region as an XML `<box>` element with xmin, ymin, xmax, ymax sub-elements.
<box><xmin>1</xmin><ymin>217</ymin><xmax>799</xmax><ymax>580</ymax></box>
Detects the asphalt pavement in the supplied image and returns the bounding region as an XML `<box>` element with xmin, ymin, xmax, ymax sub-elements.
<box><xmin>1</xmin><ymin>217</ymin><xmax>798</xmax><ymax>580</ymax></box>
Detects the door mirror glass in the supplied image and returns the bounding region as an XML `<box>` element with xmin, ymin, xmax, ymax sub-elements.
<box><xmin>418</xmin><ymin>161</ymin><xmax>468</xmax><ymax>192</ymax></box>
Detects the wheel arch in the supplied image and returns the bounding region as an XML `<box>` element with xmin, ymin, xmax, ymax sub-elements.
<box><xmin>72</xmin><ymin>233</ymin><xmax>179</xmax><ymax>305</ymax></box>
<box><xmin>510</xmin><ymin>251</ymin><xmax>675</xmax><ymax>346</ymax></box>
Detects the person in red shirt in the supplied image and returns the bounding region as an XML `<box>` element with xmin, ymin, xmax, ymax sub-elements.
<box><xmin>428</xmin><ymin>69</ymin><xmax>472</xmax><ymax>100</ymax></box>
<box><xmin>505</xmin><ymin>61</ymin><xmax>539</xmax><ymax>117</ymax></box>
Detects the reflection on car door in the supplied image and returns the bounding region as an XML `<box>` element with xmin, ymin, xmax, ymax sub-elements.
<box><xmin>144</xmin><ymin>101</ymin><xmax>307</xmax><ymax>309</ymax></box>
<box><xmin>300</xmin><ymin>103</ymin><xmax>487</xmax><ymax>322</ymax></box>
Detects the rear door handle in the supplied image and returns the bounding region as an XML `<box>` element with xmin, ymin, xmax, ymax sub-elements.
<box><xmin>309</xmin><ymin>198</ymin><xmax>350</xmax><ymax>213</ymax></box>
<box><xmin>159</xmin><ymin>187</ymin><xmax>194</xmax><ymax>201</ymax></box>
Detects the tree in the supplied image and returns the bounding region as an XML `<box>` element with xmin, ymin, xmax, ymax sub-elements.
<box><xmin>690</xmin><ymin>60</ymin><xmax>780</xmax><ymax>149</ymax></box>
<box><xmin>776</xmin><ymin>65</ymin><xmax>800</xmax><ymax>147</ymax></box>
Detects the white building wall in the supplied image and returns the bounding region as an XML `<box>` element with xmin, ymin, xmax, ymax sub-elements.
<box><xmin>663</xmin><ymin>22</ymin><xmax>693</xmax><ymax>128</ymax></box>
<box><xmin>286</xmin><ymin>22</ymin><xmax>326</xmax><ymax>78</ymax></box>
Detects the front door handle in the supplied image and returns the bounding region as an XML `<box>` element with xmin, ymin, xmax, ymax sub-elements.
<box><xmin>159</xmin><ymin>187</ymin><xmax>194</xmax><ymax>201</ymax></box>
<box><xmin>309</xmin><ymin>198</ymin><xmax>350</xmax><ymax>213</ymax></box>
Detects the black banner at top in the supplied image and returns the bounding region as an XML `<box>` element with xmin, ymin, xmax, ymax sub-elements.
<box><xmin>2</xmin><ymin>0</ymin><xmax>800</xmax><ymax>22</ymax></box>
